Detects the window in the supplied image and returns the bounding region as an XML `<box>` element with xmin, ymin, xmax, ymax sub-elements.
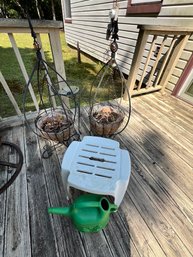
<box><xmin>132</xmin><ymin>0</ymin><xmax>160</xmax><ymax>3</ymax></box>
<box><xmin>127</xmin><ymin>0</ymin><xmax>162</xmax><ymax>15</ymax></box>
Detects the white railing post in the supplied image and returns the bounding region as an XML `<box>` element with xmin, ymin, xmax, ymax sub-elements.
<box><xmin>160</xmin><ymin>34</ymin><xmax>190</xmax><ymax>93</ymax></box>
<box><xmin>124</xmin><ymin>28</ymin><xmax>148</xmax><ymax>100</ymax></box>
<box><xmin>49</xmin><ymin>28</ymin><xmax>70</xmax><ymax>106</ymax></box>
<box><xmin>49</xmin><ymin>28</ymin><xmax>66</xmax><ymax>81</ymax></box>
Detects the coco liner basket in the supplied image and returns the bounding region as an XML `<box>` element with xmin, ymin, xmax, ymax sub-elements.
<box><xmin>90</xmin><ymin>104</ymin><xmax>124</xmax><ymax>136</ymax></box>
<box><xmin>35</xmin><ymin>108</ymin><xmax>75</xmax><ymax>143</ymax></box>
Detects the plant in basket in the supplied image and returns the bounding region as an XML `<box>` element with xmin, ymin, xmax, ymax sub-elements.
<box><xmin>35</xmin><ymin>108</ymin><xmax>75</xmax><ymax>143</ymax></box>
<box><xmin>90</xmin><ymin>104</ymin><xmax>124</xmax><ymax>136</ymax></box>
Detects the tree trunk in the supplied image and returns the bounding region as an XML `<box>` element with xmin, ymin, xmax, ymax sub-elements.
<box><xmin>51</xmin><ymin>0</ymin><xmax>56</xmax><ymax>20</ymax></box>
<box><xmin>0</xmin><ymin>6</ymin><xmax>7</xmax><ymax>18</ymax></box>
<box><xmin>35</xmin><ymin>0</ymin><xmax>41</xmax><ymax>19</ymax></box>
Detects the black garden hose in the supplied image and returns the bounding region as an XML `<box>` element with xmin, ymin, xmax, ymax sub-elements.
<box><xmin>0</xmin><ymin>141</ymin><xmax>23</xmax><ymax>194</ymax></box>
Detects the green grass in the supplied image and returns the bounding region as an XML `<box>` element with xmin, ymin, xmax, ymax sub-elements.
<box><xmin>0</xmin><ymin>32</ymin><xmax>103</xmax><ymax>117</ymax></box>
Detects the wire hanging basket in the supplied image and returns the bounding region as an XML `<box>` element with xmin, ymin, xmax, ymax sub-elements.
<box><xmin>35</xmin><ymin>107</ymin><xmax>74</xmax><ymax>143</ymax></box>
<box><xmin>89</xmin><ymin>59</ymin><xmax>131</xmax><ymax>137</ymax></box>
<box><xmin>89</xmin><ymin>6</ymin><xmax>131</xmax><ymax>137</ymax></box>
<box><xmin>23</xmin><ymin>59</ymin><xmax>79</xmax><ymax>155</ymax></box>
<box><xmin>23</xmin><ymin>18</ymin><xmax>79</xmax><ymax>158</ymax></box>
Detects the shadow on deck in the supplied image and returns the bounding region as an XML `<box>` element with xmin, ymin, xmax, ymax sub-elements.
<box><xmin>0</xmin><ymin>91</ymin><xmax>193</xmax><ymax>257</ymax></box>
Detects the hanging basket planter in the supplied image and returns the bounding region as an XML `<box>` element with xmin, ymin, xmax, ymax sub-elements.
<box><xmin>87</xmin><ymin>5</ymin><xmax>132</xmax><ymax>137</ymax></box>
<box><xmin>90</xmin><ymin>104</ymin><xmax>124</xmax><ymax>136</ymax></box>
<box><xmin>88</xmin><ymin>58</ymin><xmax>131</xmax><ymax>137</ymax></box>
<box><xmin>22</xmin><ymin>13</ymin><xmax>80</xmax><ymax>159</ymax></box>
<box><xmin>35</xmin><ymin>108</ymin><xmax>75</xmax><ymax>143</ymax></box>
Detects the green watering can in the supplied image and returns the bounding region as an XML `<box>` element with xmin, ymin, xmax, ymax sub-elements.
<box><xmin>48</xmin><ymin>194</ymin><xmax>118</xmax><ymax>232</ymax></box>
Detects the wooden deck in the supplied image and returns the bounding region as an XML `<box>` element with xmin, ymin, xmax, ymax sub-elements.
<box><xmin>0</xmin><ymin>91</ymin><xmax>193</xmax><ymax>257</ymax></box>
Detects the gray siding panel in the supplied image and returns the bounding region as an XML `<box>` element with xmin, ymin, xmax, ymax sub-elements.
<box><xmin>63</xmin><ymin>0</ymin><xmax>193</xmax><ymax>91</ymax></box>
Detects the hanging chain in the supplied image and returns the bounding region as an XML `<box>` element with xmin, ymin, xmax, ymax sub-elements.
<box><xmin>113</xmin><ymin>0</ymin><xmax>119</xmax><ymax>21</ymax></box>
<box><xmin>106</xmin><ymin>0</ymin><xmax>119</xmax><ymax>58</ymax></box>
<box><xmin>113</xmin><ymin>0</ymin><xmax>119</xmax><ymax>9</ymax></box>
<box><xmin>106</xmin><ymin>3</ymin><xmax>119</xmax><ymax>41</ymax></box>
<box><xmin>18</xmin><ymin>3</ymin><xmax>41</xmax><ymax>52</ymax></box>
<box><xmin>27</xmin><ymin>17</ymin><xmax>41</xmax><ymax>51</ymax></box>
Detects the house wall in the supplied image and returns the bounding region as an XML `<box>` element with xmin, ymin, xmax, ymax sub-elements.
<box><xmin>62</xmin><ymin>0</ymin><xmax>193</xmax><ymax>91</ymax></box>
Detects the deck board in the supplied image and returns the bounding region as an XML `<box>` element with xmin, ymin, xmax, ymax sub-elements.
<box><xmin>0</xmin><ymin>91</ymin><xmax>193</xmax><ymax>257</ymax></box>
<box><xmin>124</xmin><ymin>110</ymin><xmax>193</xmax><ymax>200</ymax></box>
<box><xmin>0</xmin><ymin>129</ymin><xmax>11</xmax><ymax>257</ymax></box>
<box><xmin>4</xmin><ymin>126</ymin><xmax>31</xmax><ymax>257</ymax></box>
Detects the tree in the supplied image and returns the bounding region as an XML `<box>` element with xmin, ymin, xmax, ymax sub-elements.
<box><xmin>51</xmin><ymin>0</ymin><xmax>56</xmax><ymax>20</ymax></box>
<box><xmin>34</xmin><ymin>0</ymin><xmax>44</xmax><ymax>19</ymax></box>
<box><xmin>0</xmin><ymin>0</ymin><xmax>62</xmax><ymax>20</ymax></box>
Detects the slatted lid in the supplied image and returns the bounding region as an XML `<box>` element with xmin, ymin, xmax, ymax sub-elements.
<box><xmin>68</xmin><ymin>137</ymin><xmax>121</xmax><ymax>192</ymax></box>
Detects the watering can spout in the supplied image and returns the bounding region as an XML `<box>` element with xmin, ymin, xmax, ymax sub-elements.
<box><xmin>48</xmin><ymin>207</ymin><xmax>71</xmax><ymax>217</ymax></box>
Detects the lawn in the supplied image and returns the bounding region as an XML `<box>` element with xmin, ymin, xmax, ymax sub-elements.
<box><xmin>0</xmin><ymin>32</ymin><xmax>103</xmax><ymax>117</ymax></box>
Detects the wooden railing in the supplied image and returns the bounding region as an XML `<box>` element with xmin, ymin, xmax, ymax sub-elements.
<box><xmin>0</xmin><ymin>18</ymin><xmax>65</xmax><ymax>118</ymax></box>
<box><xmin>1</xmin><ymin>21</ymin><xmax>193</xmax><ymax>118</ymax></box>
<box><xmin>125</xmin><ymin>25</ymin><xmax>193</xmax><ymax>98</ymax></box>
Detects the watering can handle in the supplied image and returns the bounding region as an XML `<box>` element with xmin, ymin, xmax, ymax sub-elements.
<box><xmin>75</xmin><ymin>199</ymin><xmax>118</xmax><ymax>212</ymax></box>
<box><xmin>75</xmin><ymin>201</ymin><xmax>101</xmax><ymax>209</ymax></box>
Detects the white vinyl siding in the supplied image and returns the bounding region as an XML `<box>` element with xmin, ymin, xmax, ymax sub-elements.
<box><xmin>62</xmin><ymin>0</ymin><xmax>193</xmax><ymax>92</ymax></box>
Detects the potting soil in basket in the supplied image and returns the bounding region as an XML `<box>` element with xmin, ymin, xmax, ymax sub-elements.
<box><xmin>90</xmin><ymin>106</ymin><xmax>124</xmax><ymax>136</ymax></box>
